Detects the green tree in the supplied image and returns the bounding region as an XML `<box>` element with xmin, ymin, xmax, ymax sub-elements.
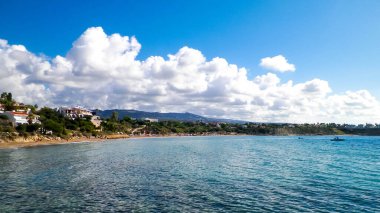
<box><xmin>110</xmin><ymin>111</ymin><xmax>119</xmax><ymax>122</ymax></box>
<box><xmin>43</xmin><ymin>119</ymin><xmax>64</xmax><ymax>135</ymax></box>
<box><xmin>0</xmin><ymin>92</ymin><xmax>15</xmax><ymax>111</ymax></box>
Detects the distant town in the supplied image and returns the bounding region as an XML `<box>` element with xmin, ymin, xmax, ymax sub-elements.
<box><xmin>1</xmin><ymin>91</ymin><xmax>380</xmax><ymax>144</ymax></box>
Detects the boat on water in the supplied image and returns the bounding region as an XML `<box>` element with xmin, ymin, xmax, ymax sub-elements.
<box><xmin>331</xmin><ymin>137</ymin><xmax>345</xmax><ymax>141</ymax></box>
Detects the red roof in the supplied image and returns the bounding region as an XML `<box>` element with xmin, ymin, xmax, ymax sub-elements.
<box><xmin>11</xmin><ymin>112</ymin><xmax>28</xmax><ymax>116</ymax></box>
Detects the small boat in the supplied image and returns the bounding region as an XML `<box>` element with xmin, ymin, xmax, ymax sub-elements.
<box><xmin>298</xmin><ymin>137</ymin><xmax>304</xmax><ymax>139</ymax></box>
<box><xmin>331</xmin><ymin>137</ymin><xmax>345</xmax><ymax>141</ymax></box>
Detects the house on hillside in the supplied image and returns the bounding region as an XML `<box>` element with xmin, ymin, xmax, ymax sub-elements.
<box><xmin>91</xmin><ymin>115</ymin><xmax>102</xmax><ymax>128</ymax></box>
<box><xmin>1</xmin><ymin>111</ymin><xmax>41</xmax><ymax>127</ymax></box>
<box><xmin>3</xmin><ymin>111</ymin><xmax>29</xmax><ymax>126</ymax></box>
<box><xmin>13</xmin><ymin>102</ymin><xmax>32</xmax><ymax>113</ymax></box>
<box><xmin>30</xmin><ymin>114</ymin><xmax>41</xmax><ymax>125</ymax></box>
<box><xmin>58</xmin><ymin>106</ymin><xmax>93</xmax><ymax>119</ymax></box>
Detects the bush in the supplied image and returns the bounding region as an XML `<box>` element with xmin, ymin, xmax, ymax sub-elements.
<box><xmin>0</xmin><ymin>114</ymin><xmax>8</xmax><ymax>120</ymax></box>
<box><xmin>26</xmin><ymin>123</ymin><xmax>41</xmax><ymax>132</ymax></box>
<box><xmin>16</xmin><ymin>124</ymin><xmax>27</xmax><ymax>133</ymax></box>
<box><xmin>43</xmin><ymin>119</ymin><xmax>64</xmax><ymax>135</ymax></box>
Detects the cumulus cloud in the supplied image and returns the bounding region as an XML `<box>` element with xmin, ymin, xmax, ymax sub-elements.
<box><xmin>260</xmin><ymin>55</ymin><xmax>296</xmax><ymax>72</ymax></box>
<box><xmin>0</xmin><ymin>27</ymin><xmax>379</xmax><ymax>123</ymax></box>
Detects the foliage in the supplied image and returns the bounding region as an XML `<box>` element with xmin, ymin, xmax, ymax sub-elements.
<box><xmin>101</xmin><ymin>115</ymin><xmax>133</xmax><ymax>133</ymax></box>
<box><xmin>36</xmin><ymin>107</ymin><xmax>96</xmax><ymax>136</ymax></box>
<box><xmin>110</xmin><ymin>111</ymin><xmax>119</xmax><ymax>122</ymax></box>
<box><xmin>43</xmin><ymin>119</ymin><xmax>65</xmax><ymax>135</ymax></box>
<box><xmin>0</xmin><ymin>114</ymin><xmax>8</xmax><ymax>120</ymax></box>
<box><xmin>0</xmin><ymin>92</ymin><xmax>16</xmax><ymax>111</ymax></box>
<box><xmin>2</xmin><ymin>91</ymin><xmax>380</xmax><ymax>139</ymax></box>
<box><xmin>0</xmin><ymin>114</ymin><xmax>14</xmax><ymax>133</ymax></box>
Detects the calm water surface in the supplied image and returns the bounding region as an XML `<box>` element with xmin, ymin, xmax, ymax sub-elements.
<box><xmin>0</xmin><ymin>136</ymin><xmax>379</xmax><ymax>212</ymax></box>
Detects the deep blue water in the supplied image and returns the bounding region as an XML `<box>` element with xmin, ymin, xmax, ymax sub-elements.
<box><xmin>0</xmin><ymin>136</ymin><xmax>379</xmax><ymax>212</ymax></box>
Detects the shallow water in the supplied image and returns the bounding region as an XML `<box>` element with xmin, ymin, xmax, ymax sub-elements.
<box><xmin>0</xmin><ymin>136</ymin><xmax>379</xmax><ymax>212</ymax></box>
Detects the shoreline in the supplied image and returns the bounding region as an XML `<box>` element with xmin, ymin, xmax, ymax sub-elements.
<box><xmin>0</xmin><ymin>134</ymin><xmax>235</xmax><ymax>149</ymax></box>
<box><xmin>0</xmin><ymin>134</ymin><xmax>127</xmax><ymax>149</ymax></box>
<box><xmin>0</xmin><ymin>133</ymin><xmax>360</xmax><ymax>149</ymax></box>
<box><xmin>0</xmin><ymin>133</ymin><xmax>270</xmax><ymax>149</ymax></box>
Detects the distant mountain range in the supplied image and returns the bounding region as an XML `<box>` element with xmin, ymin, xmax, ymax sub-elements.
<box><xmin>94</xmin><ymin>109</ymin><xmax>248</xmax><ymax>124</ymax></box>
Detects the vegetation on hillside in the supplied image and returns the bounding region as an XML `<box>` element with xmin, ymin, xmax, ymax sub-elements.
<box><xmin>1</xmin><ymin>91</ymin><xmax>380</xmax><ymax>141</ymax></box>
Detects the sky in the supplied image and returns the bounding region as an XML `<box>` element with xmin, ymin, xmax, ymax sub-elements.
<box><xmin>0</xmin><ymin>0</ymin><xmax>380</xmax><ymax>123</ymax></box>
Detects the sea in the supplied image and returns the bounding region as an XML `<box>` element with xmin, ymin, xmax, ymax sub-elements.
<box><xmin>0</xmin><ymin>136</ymin><xmax>379</xmax><ymax>212</ymax></box>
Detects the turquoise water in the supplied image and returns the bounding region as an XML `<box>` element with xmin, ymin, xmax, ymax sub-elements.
<box><xmin>0</xmin><ymin>136</ymin><xmax>379</xmax><ymax>212</ymax></box>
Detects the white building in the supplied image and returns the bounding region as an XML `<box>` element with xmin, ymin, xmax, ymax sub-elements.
<box><xmin>3</xmin><ymin>111</ymin><xmax>29</xmax><ymax>126</ymax></box>
<box><xmin>58</xmin><ymin>106</ymin><xmax>93</xmax><ymax>119</ymax></box>
<box><xmin>91</xmin><ymin>115</ymin><xmax>102</xmax><ymax>128</ymax></box>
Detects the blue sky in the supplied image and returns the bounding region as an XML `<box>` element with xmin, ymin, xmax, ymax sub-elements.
<box><xmin>1</xmin><ymin>0</ymin><xmax>380</xmax><ymax>96</ymax></box>
<box><xmin>1</xmin><ymin>0</ymin><xmax>380</xmax><ymax>123</ymax></box>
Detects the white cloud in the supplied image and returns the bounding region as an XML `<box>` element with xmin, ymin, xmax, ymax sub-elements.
<box><xmin>0</xmin><ymin>26</ymin><xmax>379</xmax><ymax>123</ymax></box>
<box><xmin>260</xmin><ymin>55</ymin><xmax>296</xmax><ymax>72</ymax></box>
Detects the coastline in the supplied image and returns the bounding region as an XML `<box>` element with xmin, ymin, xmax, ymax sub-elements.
<box><xmin>0</xmin><ymin>134</ymin><xmax>128</xmax><ymax>149</ymax></box>
<box><xmin>0</xmin><ymin>133</ymin><xmax>264</xmax><ymax>149</ymax></box>
<box><xmin>0</xmin><ymin>133</ymin><xmax>354</xmax><ymax>149</ymax></box>
<box><xmin>0</xmin><ymin>133</ymin><xmax>235</xmax><ymax>149</ymax></box>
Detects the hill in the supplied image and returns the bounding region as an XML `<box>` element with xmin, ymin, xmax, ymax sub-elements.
<box><xmin>94</xmin><ymin>109</ymin><xmax>247</xmax><ymax>124</ymax></box>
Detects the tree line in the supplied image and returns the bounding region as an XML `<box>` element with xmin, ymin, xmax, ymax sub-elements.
<box><xmin>2</xmin><ymin>91</ymin><xmax>378</xmax><ymax>139</ymax></box>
